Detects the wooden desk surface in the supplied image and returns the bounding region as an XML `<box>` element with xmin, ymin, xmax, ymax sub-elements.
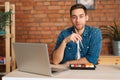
<box><xmin>2</xmin><ymin>65</ymin><xmax>120</xmax><ymax>80</ymax></box>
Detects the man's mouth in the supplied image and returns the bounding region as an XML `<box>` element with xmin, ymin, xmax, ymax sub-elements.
<box><xmin>76</xmin><ymin>24</ymin><xmax>81</xmax><ymax>26</ymax></box>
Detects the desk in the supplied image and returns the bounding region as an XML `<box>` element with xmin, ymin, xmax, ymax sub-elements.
<box><xmin>2</xmin><ymin>65</ymin><xmax>120</xmax><ymax>80</ymax></box>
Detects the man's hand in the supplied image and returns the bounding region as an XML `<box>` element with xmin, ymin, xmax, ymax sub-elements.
<box><xmin>64</xmin><ymin>57</ymin><xmax>91</xmax><ymax>66</ymax></box>
<box><xmin>64</xmin><ymin>33</ymin><xmax>82</xmax><ymax>43</ymax></box>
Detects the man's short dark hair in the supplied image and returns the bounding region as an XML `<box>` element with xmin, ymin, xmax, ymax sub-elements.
<box><xmin>70</xmin><ymin>4</ymin><xmax>87</xmax><ymax>16</ymax></box>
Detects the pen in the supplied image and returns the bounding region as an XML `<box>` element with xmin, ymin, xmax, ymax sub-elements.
<box><xmin>80</xmin><ymin>41</ymin><xmax>84</xmax><ymax>48</ymax></box>
<box><xmin>72</xmin><ymin>31</ymin><xmax>84</xmax><ymax>48</ymax></box>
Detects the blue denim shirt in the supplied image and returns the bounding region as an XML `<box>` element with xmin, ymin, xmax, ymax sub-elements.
<box><xmin>54</xmin><ymin>25</ymin><xmax>102</xmax><ymax>65</ymax></box>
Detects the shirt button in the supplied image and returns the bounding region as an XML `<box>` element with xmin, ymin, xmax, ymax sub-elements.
<box><xmin>87</xmin><ymin>46</ymin><xmax>89</xmax><ymax>48</ymax></box>
<box><xmin>68</xmin><ymin>47</ymin><xmax>71</xmax><ymax>49</ymax></box>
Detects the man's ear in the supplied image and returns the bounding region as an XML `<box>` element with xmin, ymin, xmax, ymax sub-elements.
<box><xmin>86</xmin><ymin>15</ymin><xmax>89</xmax><ymax>21</ymax></box>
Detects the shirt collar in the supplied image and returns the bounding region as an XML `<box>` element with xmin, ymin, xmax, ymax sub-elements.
<box><xmin>82</xmin><ymin>25</ymin><xmax>89</xmax><ymax>37</ymax></box>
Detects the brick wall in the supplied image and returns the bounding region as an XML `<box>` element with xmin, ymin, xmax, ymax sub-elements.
<box><xmin>0</xmin><ymin>0</ymin><xmax>120</xmax><ymax>56</ymax></box>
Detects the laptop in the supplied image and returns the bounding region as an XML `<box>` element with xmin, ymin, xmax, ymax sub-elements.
<box><xmin>13</xmin><ymin>42</ymin><xmax>68</xmax><ymax>76</ymax></box>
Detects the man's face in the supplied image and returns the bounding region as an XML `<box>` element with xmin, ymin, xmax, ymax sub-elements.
<box><xmin>70</xmin><ymin>9</ymin><xmax>88</xmax><ymax>30</ymax></box>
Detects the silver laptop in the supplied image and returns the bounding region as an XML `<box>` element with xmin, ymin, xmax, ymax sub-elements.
<box><xmin>13</xmin><ymin>42</ymin><xmax>68</xmax><ymax>76</ymax></box>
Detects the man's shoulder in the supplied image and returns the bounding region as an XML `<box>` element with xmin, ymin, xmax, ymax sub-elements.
<box><xmin>84</xmin><ymin>25</ymin><xmax>101</xmax><ymax>36</ymax></box>
<box><xmin>86</xmin><ymin>25</ymin><xmax>100</xmax><ymax>32</ymax></box>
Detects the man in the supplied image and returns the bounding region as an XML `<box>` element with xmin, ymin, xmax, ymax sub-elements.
<box><xmin>51</xmin><ymin>4</ymin><xmax>102</xmax><ymax>65</ymax></box>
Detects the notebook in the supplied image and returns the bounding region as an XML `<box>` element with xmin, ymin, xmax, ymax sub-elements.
<box><xmin>13</xmin><ymin>42</ymin><xmax>68</xmax><ymax>76</ymax></box>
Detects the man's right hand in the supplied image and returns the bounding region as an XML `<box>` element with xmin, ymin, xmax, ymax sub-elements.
<box><xmin>64</xmin><ymin>33</ymin><xmax>82</xmax><ymax>43</ymax></box>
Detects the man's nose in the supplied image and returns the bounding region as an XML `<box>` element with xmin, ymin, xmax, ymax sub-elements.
<box><xmin>76</xmin><ymin>17</ymin><xmax>80</xmax><ymax>22</ymax></box>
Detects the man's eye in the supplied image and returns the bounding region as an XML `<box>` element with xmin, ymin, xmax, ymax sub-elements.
<box><xmin>72</xmin><ymin>16</ymin><xmax>76</xmax><ymax>19</ymax></box>
<box><xmin>79</xmin><ymin>16</ymin><xmax>84</xmax><ymax>18</ymax></box>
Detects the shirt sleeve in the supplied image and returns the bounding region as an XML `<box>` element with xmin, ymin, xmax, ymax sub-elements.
<box><xmin>86</xmin><ymin>28</ymin><xmax>102</xmax><ymax>65</ymax></box>
<box><xmin>54</xmin><ymin>31</ymin><xmax>65</xmax><ymax>50</ymax></box>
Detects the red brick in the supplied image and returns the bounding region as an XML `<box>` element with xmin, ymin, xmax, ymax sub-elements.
<box><xmin>20</xmin><ymin>6</ymin><xmax>33</xmax><ymax>10</ymax></box>
<box><xmin>33</xmin><ymin>14</ymin><xmax>47</xmax><ymax>18</ymax></box>
<box><xmin>65</xmin><ymin>2</ymin><xmax>72</xmax><ymax>5</ymax></box>
<box><xmin>58</xmin><ymin>10</ymin><xmax>65</xmax><ymax>13</ymax></box>
<box><xmin>58</xmin><ymin>2</ymin><xmax>65</xmax><ymax>5</ymax></box>
<box><xmin>48</xmin><ymin>6</ymin><xmax>61</xmax><ymax>10</ymax></box>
